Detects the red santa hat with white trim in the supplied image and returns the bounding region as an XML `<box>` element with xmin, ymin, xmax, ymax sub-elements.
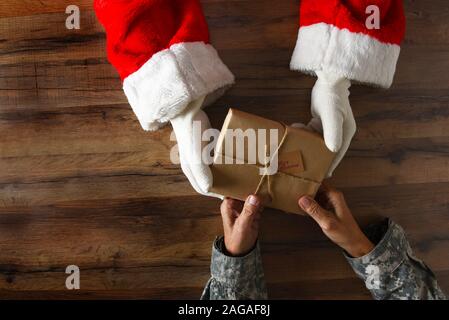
<box><xmin>94</xmin><ymin>0</ymin><xmax>234</xmax><ymax>131</ymax></box>
<box><xmin>290</xmin><ymin>0</ymin><xmax>406</xmax><ymax>88</ymax></box>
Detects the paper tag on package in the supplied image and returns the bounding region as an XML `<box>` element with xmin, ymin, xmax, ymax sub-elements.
<box><xmin>278</xmin><ymin>150</ymin><xmax>304</xmax><ymax>176</ymax></box>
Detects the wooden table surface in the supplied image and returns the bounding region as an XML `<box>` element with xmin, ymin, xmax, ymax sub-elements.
<box><xmin>0</xmin><ymin>0</ymin><xmax>448</xmax><ymax>299</ymax></box>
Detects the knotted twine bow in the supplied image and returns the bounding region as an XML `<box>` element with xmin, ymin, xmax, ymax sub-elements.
<box><xmin>254</xmin><ymin>124</ymin><xmax>290</xmax><ymax>201</ymax></box>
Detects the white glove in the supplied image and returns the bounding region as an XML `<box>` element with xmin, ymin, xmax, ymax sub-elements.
<box><xmin>293</xmin><ymin>71</ymin><xmax>356</xmax><ymax>177</ymax></box>
<box><xmin>170</xmin><ymin>96</ymin><xmax>213</xmax><ymax>195</ymax></box>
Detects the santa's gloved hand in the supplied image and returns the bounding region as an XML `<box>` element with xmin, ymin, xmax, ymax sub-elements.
<box><xmin>293</xmin><ymin>71</ymin><xmax>356</xmax><ymax>177</ymax></box>
<box><xmin>170</xmin><ymin>96</ymin><xmax>213</xmax><ymax>195</ymax></box>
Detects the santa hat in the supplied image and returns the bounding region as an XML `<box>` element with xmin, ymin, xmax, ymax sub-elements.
<box><xmin>94</xmin><ymin>0</ymin><xmax>234</xmax><ymax>131</ymax></box>
<box><xmin>290</xmin><ymin>0</ymin><xmax>406</xmax><ymax>88</ymax></box>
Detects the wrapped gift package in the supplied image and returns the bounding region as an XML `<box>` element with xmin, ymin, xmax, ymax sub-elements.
<box><xmin>210</xmin><ymin>109</ymin><xmax>335</xmax><ymax>215</ymax></box>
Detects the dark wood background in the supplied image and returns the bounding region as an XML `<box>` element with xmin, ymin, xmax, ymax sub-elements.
<box><xmin>0</xmin><ymin>0</ymin><xmax>448</xmax><ymax>299</ymax></box>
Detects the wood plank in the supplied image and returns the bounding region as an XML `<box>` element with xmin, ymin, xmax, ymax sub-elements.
<box><xmin>0</xmin><ymin>1</ymin><xmax>93</xmax><ymax>18</ymax></box>
<box><xmin>2</xmin><ymin>134</ymin><xmax>448</xmax><ymax>202</ymax></box>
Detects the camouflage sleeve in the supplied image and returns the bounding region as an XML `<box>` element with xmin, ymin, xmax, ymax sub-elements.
<box><xmin>345</xmin><ymin>219</ymin><xmax>446</xmax><ymax>300</ymax></box>
<box><xmin>201</xmin><ymin>236</ymin><xmax>268</xmax><ymax>300</ymax></box>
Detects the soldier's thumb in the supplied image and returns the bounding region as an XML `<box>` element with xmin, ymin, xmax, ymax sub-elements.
<box><xmin>240</xmin><ymin>195</ymin><xmax>262</xmax><ymax>222</ymax></box>
<box><xmin>298</xmin><ymin>196</ymin><xmax>331</xmax><ymax>228</ymax></box>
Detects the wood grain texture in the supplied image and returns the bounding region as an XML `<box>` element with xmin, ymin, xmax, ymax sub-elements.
<box><xmin>0</xmin><ymin>0</ymin><xmax>448</xmax><ymax>299</ymax></box>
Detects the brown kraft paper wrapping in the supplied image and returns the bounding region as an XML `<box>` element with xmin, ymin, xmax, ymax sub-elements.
<box><xmin>210</xmin><ymin>109</ymin><xmax>336</xmax><ymax>215</ymax></box>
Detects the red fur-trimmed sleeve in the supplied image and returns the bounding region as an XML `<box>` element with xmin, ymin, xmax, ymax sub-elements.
<box><xmin>291</xmin><ymin>0</ymin><xmax>406</xmax><ymax>88</ymax></box>
<box><xmin>94</xmin><ymin>0</ymin><xmax>234</xmax><ymax>131</ymax></box>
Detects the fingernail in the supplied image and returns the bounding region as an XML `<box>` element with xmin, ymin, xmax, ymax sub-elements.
<box><xmin>248</xmin><ymin>195</ymin><xmax>259</xmax><ymax>206</ymax></box>
<box><xmin>299</xmin><ymin>196</ymin><xmax>311</xmax><ymax>209</ymax></box>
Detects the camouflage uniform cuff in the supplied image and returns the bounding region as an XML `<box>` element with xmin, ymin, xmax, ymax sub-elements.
<box><xmin>210</xmin><ymin>236</ymin><xmax>262</xmax><ymax>287</ymax></box>
<box><xmin>344</xmin><ymin>219</ymin><xmax>408</xmax><ymax>280</ymax></box>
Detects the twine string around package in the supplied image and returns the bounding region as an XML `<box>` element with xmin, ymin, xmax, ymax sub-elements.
<box><xmin>254</xmin><ymin>124</ymin><xmax>289</xmax><ymax>200</ymax></box>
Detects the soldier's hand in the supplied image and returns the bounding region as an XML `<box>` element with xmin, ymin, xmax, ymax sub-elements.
<box><xmin>298</xmin><ymin>184</ymin><xmax>374</xmax><ymax>258</ymax></box>
<box><xmin>220</xmin><ymin>195</ymin><xmax>263</xmax><ymax>256</ymax></box>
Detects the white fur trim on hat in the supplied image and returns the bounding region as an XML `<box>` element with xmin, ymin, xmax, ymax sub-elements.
<box><xmin>123</xmin><ymin>41</ymin><xmax>235</xmax><ymax>131</ymax></box>
<box><xmin>290</xmin><ymin>23</ymin><xmax>401</xmax><ymax>88</ymax></box>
